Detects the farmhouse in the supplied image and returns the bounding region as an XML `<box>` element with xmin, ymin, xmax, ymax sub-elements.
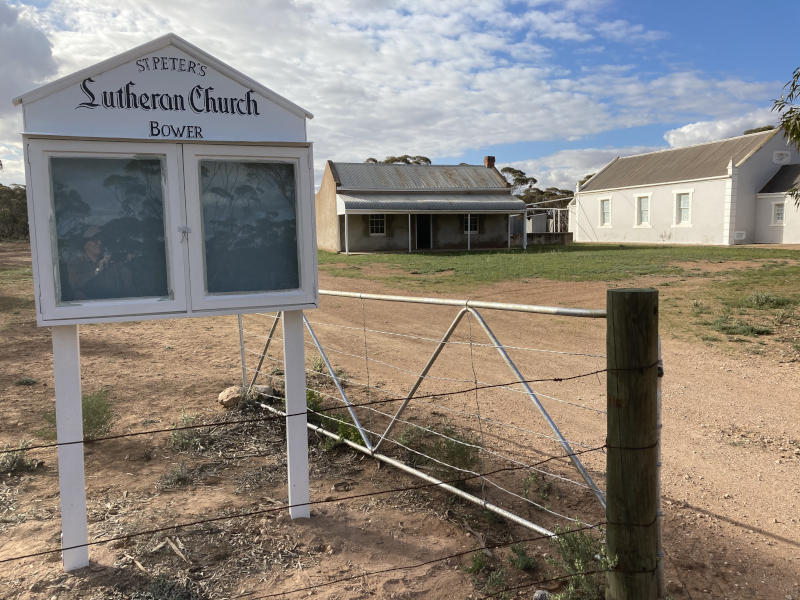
<box><xmin>315</xmin><ymin>157</ymin><xmax>527</xmax><ymax>253</ymax></box>
<box><xmin>570</xmin><ymin>128</ymin><xmax>800</xmax><ymax>244</ymax></box>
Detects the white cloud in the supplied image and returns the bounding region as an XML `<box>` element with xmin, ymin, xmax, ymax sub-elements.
<box><xmin>663</xmin><ymin>107</ymin><xmax>778</xmax><ymax>148</ymax></box>
<box><xmin>501</xmin><ymin>144</ymin><xmax>662</xmax><ymax>190</ymax></box>
<box><xmin>595</xmin><ymin>19</ymin><xmax>667</xmax><ymax>43</ymax></box>
<box><xmin>0</xmin><ymin>2</ymin><xmax>57</xmax><ymax>96</ymax></box>
<box><xmin>0</xmin><ymin>0</ymin><xmax>782</xmax><ymax>190</ymax></box>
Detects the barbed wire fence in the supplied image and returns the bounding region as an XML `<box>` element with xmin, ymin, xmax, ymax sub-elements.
<box><xmin>0</xmin><ymin>289</ymin><xmax>662</xmax><ymax>598</ymax></box>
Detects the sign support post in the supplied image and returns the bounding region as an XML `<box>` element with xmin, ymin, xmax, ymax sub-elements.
<box><xmin>52</xmin><ymin>325</ymin><xmax>90</xmax><ymax>571</ymax></box>
<box><xmin>282</xmin><ymin>310</ymin><xmax>310</xmax><ymax>518</ymax></box>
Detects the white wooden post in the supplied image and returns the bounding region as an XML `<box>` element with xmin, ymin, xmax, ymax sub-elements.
<box><xmin>52</xmin><ymin>325</ymin><xmax>89</xmax><ymax>571</ymax></box>
<box><xmin>408</xmin><ymin>213</ymin><xmax>412</xmax><ymax>253</ymax></box>
<box><xmin>523</xmin><ymin>211</ymin><xmax>528</xmax><ymax>250</ymax></box>
<box><xmin>282</xmin><ymin>310</ymin><xmax>310</xmax><ymax>518</ymax></box>
<box><xmin>344</xmin><ymin>213</ymin><xmax>350</xmax><ymax>255</ymax></box>
<box><xmin>507</xmin><ymin>214</ymin><xmax>511</xmax><ymax>249</ymax></box>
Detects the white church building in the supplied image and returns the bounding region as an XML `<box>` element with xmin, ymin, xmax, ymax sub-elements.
<box><xmin>570</xmin><ymin>129</ymin><xmax>800</xmax><ymax>245</ymax></box>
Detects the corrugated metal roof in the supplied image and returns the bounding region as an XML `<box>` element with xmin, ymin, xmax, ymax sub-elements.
<box><xmin>332</xmin><ymin>162</ymin><xmax>509</xmax><ymax>192</ymax></box>
<box><xmin>581</xmin><ymin>129</ymin><xmax>778</xmax><ymax>192</ymax></box>
<box><xmin>759</xmin><ymin>164</ymin><xmax>800</xmax><ymax>193</ymax></box>
<box><xmin>337</xmin><ymin>193</ymin><xmax>525</xmax><ymax>213</ymax></box>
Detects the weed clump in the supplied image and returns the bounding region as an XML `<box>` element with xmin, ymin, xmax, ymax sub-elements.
<box><xmin>397</xmin><ymin>423</ymin><xmax>481</xmax><ymax>482</ymax></box>
<box><xmin>0</xmin><ymin>441</ymin><xmax>42</xmax><ymax>475</ymax></box>
<box><xmin>738</xmin><ymin>291</ymin><xmax>795</xmax><ymax>309</ymax></box>
<box><xmin>711</xmin><ymin>314</ymin><xmax>773</xmax><ymax>336</ymax></box>
<box><xmin>508</xmin><ymin>544</ymin><xmax>537</xmax><ymax>572</ymax></box>
<box><xmin>306</xmin><ymin>390</ymin><xmax>363</xmax><ymax>446</ymax></box>
<box><xmin>547</xmin><ymin>527</ymin><xmax>616</xmax><ymax>600</ymax></box>
<box><xmin>169</xmin><ymin>411</ymin><xmax>213</xmax><ymax>453</ymax></box>
<box><xmin>42</xmin><ymin>388</ymin><xmax>115</xmax><ymax>441</ymax></box>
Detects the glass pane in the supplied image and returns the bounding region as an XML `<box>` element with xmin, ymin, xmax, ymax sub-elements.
<box><xmin>51</xmin><ymin>157</ymin><xmax>169</xmax><ymax>304</ymax></box>
<box><xmin>200</xmin><ymin>160</ymin><xmax>299</xmax><ymax>294</ymax></box>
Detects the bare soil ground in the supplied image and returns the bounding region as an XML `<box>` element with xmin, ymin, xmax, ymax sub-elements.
<box><xmin>1</xmin><ymin>241</ymin><xmax>799</xmax><ymax>600</ymax></box>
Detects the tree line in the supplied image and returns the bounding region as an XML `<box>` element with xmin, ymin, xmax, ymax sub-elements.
<box><xmin>0</xmin><ymin>183</ymin><xmax>28</xmax><ymax>240</ymax></box>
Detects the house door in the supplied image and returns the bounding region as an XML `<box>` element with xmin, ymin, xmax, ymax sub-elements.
<box><xmin>416</xmin><ymin>214</ymin><xmax>432</xmax><ymax>249</ymax></box>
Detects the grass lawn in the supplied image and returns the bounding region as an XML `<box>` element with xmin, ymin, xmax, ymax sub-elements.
<box><xmin>318</xmin><ymin>244</ymin><xmax>800</xmax><ymax>288</ymax></box>
<box><xmin>320</xmin><ymin>244</ymin><xmax>800</xmax><ymax>358</ymax></box>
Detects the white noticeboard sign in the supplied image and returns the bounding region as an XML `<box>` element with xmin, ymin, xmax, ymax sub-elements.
<box><xmin>14</xmin><ymin>33</ymin><xmax>316</xmax><ymax>571</ymax></box>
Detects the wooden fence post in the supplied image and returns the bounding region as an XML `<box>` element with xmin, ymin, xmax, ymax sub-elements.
<box><xmin>606</xmin><ymin>289</ymin><xmax>662</xmax><ymax>600</ymax></box>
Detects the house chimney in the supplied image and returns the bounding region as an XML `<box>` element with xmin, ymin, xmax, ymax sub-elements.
<box><xmin>483</xmin><ymin>155</ymin><xmax>495</xmax><ymax>168</ymax></box>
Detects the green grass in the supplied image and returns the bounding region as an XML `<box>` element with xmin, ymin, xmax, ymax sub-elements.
<box><xmin>319</xmin><ymin>245</ymin><xmax>800</xmax><ymax>290</ymax></box>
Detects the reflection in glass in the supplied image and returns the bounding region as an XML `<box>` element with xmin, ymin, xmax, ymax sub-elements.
<box><xmin>51</xmin><ymin>157</ymin><xmax>169</xmax><ymax>303</ymax></box>
<box><xmin>200</xmin><ymin>160</ymin><xmax>299</xmax><ymax>294</ymax></box>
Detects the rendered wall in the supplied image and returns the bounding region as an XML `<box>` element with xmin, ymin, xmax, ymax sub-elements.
<box><xmin>574</xmin><ymin>179</ymin><xmax>728</xmax><ymax>244</ymax></box>
<box><xmin>734</xmin><ymin>135</ymin><xmax>800</xmax><ymax>243</ymax></box>
<box><xmin>754</xmin><ymin>194</ymin><xmax>800</xmax><ymax>243</ymax></box>
<box><xmin>315</xmin><ymin>164</ymin><xmax>341</xmax><ymax>252</ymax></box>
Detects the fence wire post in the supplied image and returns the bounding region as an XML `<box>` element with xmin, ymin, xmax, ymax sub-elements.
<box><xmin>606</xmin><ymin>289</ymin><xmax>662</xmax><ymax>600</ymax></box>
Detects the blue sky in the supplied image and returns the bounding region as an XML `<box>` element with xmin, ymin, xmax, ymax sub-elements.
<box><xmin>2</xmin><ymin>0</ymin><xmax>798</xmax><ymax>189</ymax></box>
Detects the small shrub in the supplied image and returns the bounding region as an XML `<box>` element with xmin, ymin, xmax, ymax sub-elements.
<box><xmin>310</xmin><ymin>354</ymin><xmax>326</xmax><ymax>373</ymax></box>
<box><xmin>306</xmin><ymin>390</ymin><xmax>364</xmax><ymax>447</ymax></box>
<box><xmin>157</xmin><ymin>462</ymin><xmax>193</xmax><ymax>490</ymax></box>
<box><xmin>81</xmin><ymin>389</ymin><xmax>115</xmax><ymax>440</ymax></box>
<box><xmin>14</xmin><ymin>377</ymin><xmax>37</xmax><ymax>386</ymax></box>
<box><xmin>690</xmin><ymin>300</ymin><xmax>709</xmax><ymax>316</ymax></box>
<box><xmin>398</xmin><ymin>423</ymin><xmax>481</xmax><ymax>481</ymax></box>
<box><xmin>774</xmin><ymin>308</ymin><xmax>796</xmax><ymax>325</ymax></box>
<box><xmin>466</xmin><ymin>551</ymin><xmax>488</xmax><ymax>574</ymax></box>
<box><xmin>738</xmin><ymin>291</ymin><xmax>795</xmax><ymax>309</ymax></box>
<box><xmin>711</xmin><ymin>314</ymin><xmax>773</xmax><ymax>336</ymax></box>
<box><xmin>548</xmin><ymin>527</ymin><xmax>616</xmax><ymax>600</ymax></box>
<box><xmin>0</xmin><ymin>441</ymin><xmax>42</xmax><ymax>475</ymax></box>
<box><xmin>484</xmin><ymin>567</ymin><xmax>508</xmax><ymax>598</ymax></box>
<box><xmin>522</xmin><ymin>471</ymin><xmax>553</xmax><ymax>501</ymax></box>
<box><xmin>509</xmin><ymin>544</ymin><xmax>537</xmax><ymax>572</ymax></box>
<box><xmin>169</xmin><ymin>411</ymin><xmax>213</xmax><ymax>453</ymax></box>
<box><xmin>43</xmin><ymin>389</ymin><xmax>115</xmax><ymax>441</ymax></box>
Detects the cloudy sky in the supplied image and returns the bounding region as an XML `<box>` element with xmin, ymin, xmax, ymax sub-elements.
<box><xmin>2</xmin><ymin>0</ymin><xmax>798</xmax><ymax>189</ymax></box>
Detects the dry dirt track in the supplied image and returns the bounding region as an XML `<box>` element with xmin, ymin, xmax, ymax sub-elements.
<box><xmin>0</xmin><ymin>242</ymin><xmax>798</xmax><ymax>599</ymax></box>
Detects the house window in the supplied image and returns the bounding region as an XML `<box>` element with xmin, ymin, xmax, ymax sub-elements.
<box><xmin>773</xmin><ymin>202</ymin><xmax>785</xmax><ymax>225</ymax></box>
<box><xmin>599</xmin><ymin>198</ymin><xmax>611</xmax><ymax>226</ymax></box>
<box><xmin>369</xmin><ymin>214</ymin><xmax>386</xmax><ymax>236</ymax></box>
<box><xmin>673</xmin><ymin>190</ymin><xmax>692</xmax><ymax>226</ymax></box>
<box><xmin>464</xmin><ymin>214</ymin><xmax>479</xmax><ymax>234</ymax></box>
<box><xmin>636</xmin><ymin>195</ymin><xmax>650</xmax><ymax>226</ymax></box>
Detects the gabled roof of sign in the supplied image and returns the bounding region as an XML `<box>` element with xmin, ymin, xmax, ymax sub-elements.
<box><xmin>12</xmin><ymin>33</ymin><xmax>313</xmax><ymax>119</ymax></box>
<box><xmin>580</xmin><ymin>129</ymin><xmax>779</xmax><ymax>192</ymax></box>
<box><xmin>329</xmin><ymin>161</ymin><xmax>511</xmax><ymax>193</ymax></box>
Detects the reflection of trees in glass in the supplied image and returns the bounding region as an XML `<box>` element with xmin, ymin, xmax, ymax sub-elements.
<box><xmin>200</xmin><ymin>160</ymin><xmax>299</xmax><ymax>294</ymax></box>
<box><xmin>51</xmin><ymin>157</ymin><xmax>169</xmax><ymax>302</ymax></box>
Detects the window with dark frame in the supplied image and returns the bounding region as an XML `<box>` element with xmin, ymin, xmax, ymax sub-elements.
<box><xmin>369</xmin><ymin>214</ymin><xmax>386</xmax><ymax>235</ymax></box>
<box><xmin>464</xmin><ymin>214</ymin><xmax>479</xmax><ymax>233</ymax></box>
